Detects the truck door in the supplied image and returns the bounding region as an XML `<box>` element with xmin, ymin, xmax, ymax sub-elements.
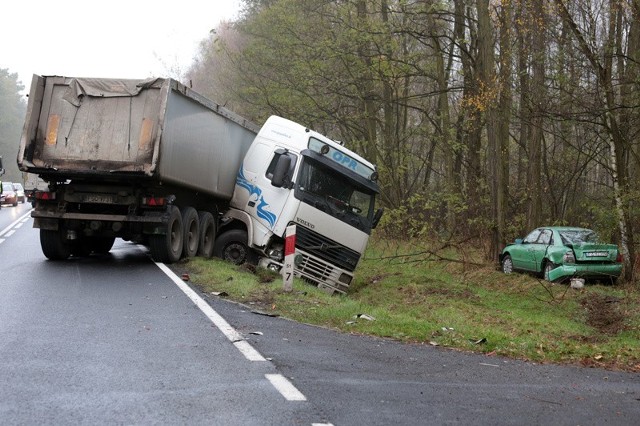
<box><xmin>236</xmin><ymin>144</ymin><xmax>298</xmax><ymax>233</ymax></box>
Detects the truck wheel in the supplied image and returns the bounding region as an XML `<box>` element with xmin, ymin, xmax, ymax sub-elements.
<box><xmin>197</xmin><ymin>211</ymin><xmax>216</xmax><ymax>258</ymax></box>
<box><xmin>40</xmin><ymin>229</ymin><xmax>71</xmax><ymax>260</ymax></box>
<box><xmin>149</xmin><ymin>206</ymin><xmax>183</xmax><ymax>263</ymax></box>
<box><xmin>181</xmin><ymin>207</ymin><xmax>200</xmax><ymax>258</ymax></box>
<box><xmin>213</xmin><ymin>229</ymin><xmax>254</xmax><ymax>265</ymax></box>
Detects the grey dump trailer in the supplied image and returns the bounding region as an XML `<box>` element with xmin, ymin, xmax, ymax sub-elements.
<box><xmin>18</xmin><ymin>75</ymin><xmax>259</xmax><ymax>262</ymax></box>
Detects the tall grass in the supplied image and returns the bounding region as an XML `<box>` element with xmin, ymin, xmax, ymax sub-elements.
<box><xmin>177</xmin><ymin>238</ymin><xmax>640</xmax><ymax>372</ymax></box>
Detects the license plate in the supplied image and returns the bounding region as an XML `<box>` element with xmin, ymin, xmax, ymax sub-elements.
<box><xmin>82</xmin><ymin>194</ymin><xmax>114</xmax><ymax>204</ymax></box>
<box><xmin>585</xmin><ymin>252</ymin><xmax>608</xmax><ymax>257</ymax></box>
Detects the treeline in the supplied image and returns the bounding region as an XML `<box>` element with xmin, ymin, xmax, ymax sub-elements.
<box><xmin>0</xmin><ymin>69</ymin><xmax>26</xmax><ymax>182</ymax></box>
<box><xmin>186</xmin><ymin>0</ymin><xmax>640</xmax><ymax>280</ymax></box>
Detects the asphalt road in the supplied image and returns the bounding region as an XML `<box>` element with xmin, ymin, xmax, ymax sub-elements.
<box><xmin>1</xmin><ymin>202</ymin><xmax>639</xmax><ymax>425</ymax></box>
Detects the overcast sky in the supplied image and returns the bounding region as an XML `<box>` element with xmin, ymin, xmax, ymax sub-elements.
<box><xmin>1</xmin><ymin>0</ymin><xmax>242</xmax><ymax>93</ymax></box>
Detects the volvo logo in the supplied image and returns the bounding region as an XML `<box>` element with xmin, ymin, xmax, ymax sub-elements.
<box><xmin>296</xmin><ymin>217</ymin><xmax>315</xmax><ymax>229</ymax></box>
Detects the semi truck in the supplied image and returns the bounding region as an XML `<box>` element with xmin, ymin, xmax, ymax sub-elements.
<box><xmin>17</xmin><ymin>75</ymin><xmax>382</xmax><ymax>293</ymax></box>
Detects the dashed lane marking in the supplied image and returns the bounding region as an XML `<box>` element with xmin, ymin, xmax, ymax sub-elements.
<box><xmin>265</xmin><ymin>374</ymin><xmax>307</xmax><ymax>401</ymax></box>
<box><xmin>0</xmin><ymin>210</ymin><xmax>33</xmax><ymax>243</ymax></box>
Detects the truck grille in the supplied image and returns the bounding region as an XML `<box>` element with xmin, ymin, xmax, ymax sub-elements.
<box><xmin>292</xmin><ymin>223</ymin><xmax>360</xmax><ymax>272</ymax></box>
<box><xmin>295</xmin><ymin>253</ymin><xmax>349</xmax><ymax>294</ymax></box>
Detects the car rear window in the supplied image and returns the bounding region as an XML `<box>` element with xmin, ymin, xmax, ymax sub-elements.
<box><xmin>559</xmin><ymin>230</ymin><xmax>598</xmax><ymax>244</ymax></box>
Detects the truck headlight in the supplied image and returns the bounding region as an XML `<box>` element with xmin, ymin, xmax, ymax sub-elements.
<box><xmin>267</xmin><ymin>247</ymin><xmax>284</xmax><ymax>261</ymax></box>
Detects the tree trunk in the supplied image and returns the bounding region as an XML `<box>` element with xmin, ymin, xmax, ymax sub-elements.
<box><xmin>477</xmin><ymin>0</ymin><xmax>501</xmax><ymax>262</ymax></box>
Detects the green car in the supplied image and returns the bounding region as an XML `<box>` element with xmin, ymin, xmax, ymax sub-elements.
<box><xmin>500</xmin><ymin>227</ymin><xmax>623</xmax><ymax>283</ymax></box>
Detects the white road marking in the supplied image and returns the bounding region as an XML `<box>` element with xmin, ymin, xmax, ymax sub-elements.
<box><xmin>265</xmin><ymin>374</ymin><xmax>307</xmax><ymax>401</ymax></box>
<box><xmin>153</xmin><ymin>261</ymin><xmax>266</xmax><ymax>362</ymax></box>
<box><xmin>0</xmin><ymin>210</ymin><xmax>33</xmax><ymax>237</ymax></box>
<box><xmin>153</xmin><ymin>257</ymin><xmax>311</xmax><ymax>406</ymax></box>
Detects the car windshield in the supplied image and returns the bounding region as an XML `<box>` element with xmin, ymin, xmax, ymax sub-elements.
<box><xmin>558</xmin><ymin>229</ymin><xmax>599</xmax><ymax>245</ymax></box>
<box><xmin>2</xmin><ymin>182</ymin><xmax>13</xmax><ymax>191</ymax></box>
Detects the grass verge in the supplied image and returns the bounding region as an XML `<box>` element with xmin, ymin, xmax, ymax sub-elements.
<box><xmin>173</xmin><ymin>238</ymin><xmax>640</xmax><ymax>372</ymax></box>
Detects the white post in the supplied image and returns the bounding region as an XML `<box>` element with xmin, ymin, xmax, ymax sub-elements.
<box><xmin>283</xmin><ymin>224</ymin><xmax>296</xmax><ymax>292</ymax></box>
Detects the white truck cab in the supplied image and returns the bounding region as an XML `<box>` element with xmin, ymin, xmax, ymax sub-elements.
<box><xmin>220</xmin><ymin>116</ymin><xmax>382</xmax><ymax>294</ymax></box>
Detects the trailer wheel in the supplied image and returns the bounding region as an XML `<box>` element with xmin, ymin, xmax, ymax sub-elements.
<box><xmin>213</xmin><ymin>229</ymin><xmax>254</xmax><ymax>265</ymax></box>
<box><xmin>181</xmin><ymin>207</ymin><xmax>200</xmax><ymax>258</ymax></box>
<box><xmin>40</xmin><ymin>229</ymin><xmax>71</xmax><ymax>260</ymax></box>
<box><xmin>149</xmin><ymin>206</ymin><xmax>183</xmax><ymax>263</ymax></box>
<box><xmin>197</xmin><ymin>211</ymin><xmax>216</xmax><ymax>258</ymax></box>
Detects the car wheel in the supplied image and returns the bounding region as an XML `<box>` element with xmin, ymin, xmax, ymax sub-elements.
<box><xmin>501</xmin><ymin>255</ymin><xmax>513</xmax><ymax>274</ymax></box>
<box><xmin>543</xmin><ymin>261</ymin><xmax>557</xmax><ymax>282</ymax></box>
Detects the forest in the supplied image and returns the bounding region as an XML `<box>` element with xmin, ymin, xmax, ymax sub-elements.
<box><xmin>2</xmin><ymin>0</ymin><xmax>639</xmax><ymax>283</ymax></box>
<box><xmin>0</xmin><ymin>69</ymin><xmax>25</xmax><ymax>182</ymax></box>
<box><xmin>186</xmin><ymin>0</ymin><xmax>640</xmax><ymax>282</ymax></box>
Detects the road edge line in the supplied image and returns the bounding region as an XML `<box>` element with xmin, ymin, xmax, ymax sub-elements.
<box><xmin>154</xmin><ymin>261</ymin><xmax>267</xmax><ymax>362</ymax></box>
<box><xmin>265</xmin><ymin>374</ymin><xmax>307</xmax><ymax>401</ymax></box>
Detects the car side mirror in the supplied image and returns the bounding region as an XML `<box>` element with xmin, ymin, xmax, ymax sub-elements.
<box><xmin>271</xmin><ymin>155</ymin><xmax>292</xmax><ymax>188</ymax></box>
<box><xmin>372</xmin><ymin>208</ymin><xmax>384</xmax><ymax>229</ymax></box>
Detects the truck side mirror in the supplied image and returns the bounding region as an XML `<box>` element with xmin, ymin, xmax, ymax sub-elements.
<box><xmin>372</xmin><ymin>208</ymin><xmax>384</xmax><ymax>229</ymax></box>
<box><xmin>271</xmin><ymin>155</ymin><xmax>292</xmax><ymax>188</ymax></box>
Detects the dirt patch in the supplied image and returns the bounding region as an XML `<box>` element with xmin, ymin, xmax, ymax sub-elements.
<box><xmin>581</xmin><ymin>293</ymin><xmax>626</xmax><ymax>335</ymax></box>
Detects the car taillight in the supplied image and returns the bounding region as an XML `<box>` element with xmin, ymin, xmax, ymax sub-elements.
<box><xmin>142</xmin><ymin>196</ymin><xmax>166</xmax><ymax>206</ymax></box>
<box><xmin>563</xmin><ymin>250</ymin><xmax>576</xmax><ymax>263</ymax></box>
<box><xmin>616</xmin><ymin>253</ymin><xmax>623</xmax><ymax>263</ymax></box>
<box><xmin>35</xmin><ymin>191</ymin><xmax>56</xmax><ymax>201</ymax></box>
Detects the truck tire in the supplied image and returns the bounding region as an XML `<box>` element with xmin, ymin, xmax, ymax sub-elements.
<box><xmin>149</xmin><ymin>206</ymin><xmax>183</xmax><ymax>263</ymax></box>
<box><xmin>40</xmin><ymin>229</ymin><xmax>71</xmax><ymax>260</ymax></box>
<box><xmin>197</xmin><ymin>211</ymin><xmax>216</xmax><ymax>258</ymax></box>
<box><xmin>181</xmin><ymin>207</ymin><xmax>200</xmax><ymax>258</ymax></box>
<box><xmin>213</xmin><ymin>229</ymin><xmax>257</xmax><ymax>265</ymax></box>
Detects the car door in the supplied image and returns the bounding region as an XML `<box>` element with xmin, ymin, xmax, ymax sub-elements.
<box><xmin>511</xmin><ymin>229</ymin><xmax>541</xmax><ymax>270</ymax></box>
<box><xmin>525</xmin><ymin>229</ymin><xmax>552</xmax><ymax>273</ymax></box>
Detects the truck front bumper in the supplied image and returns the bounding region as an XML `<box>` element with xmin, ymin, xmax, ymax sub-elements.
<box><xmin>259</xmin><ymin>248</ymin><xmax>354</xmax><ymax>294</ymax></box>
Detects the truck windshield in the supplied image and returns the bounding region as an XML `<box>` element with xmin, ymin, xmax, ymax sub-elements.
<box><xmin>295</xmin><ymin>157</ymin><xmax>375</xmax><ymax>233</ymax></box>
